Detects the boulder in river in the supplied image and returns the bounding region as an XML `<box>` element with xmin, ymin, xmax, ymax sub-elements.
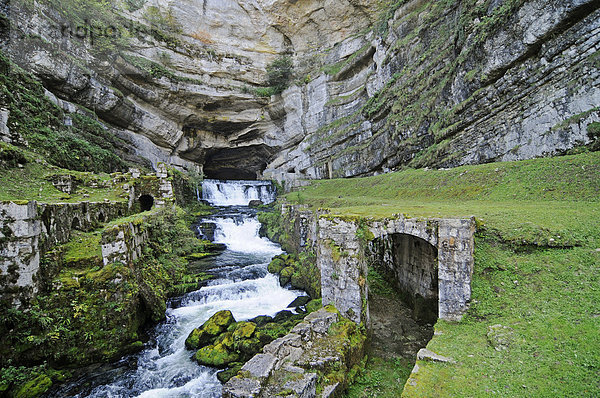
<box><xmin>185</xmin><ymin>310</ymin><xmax>235</xmax><ymax>349</ymax></box>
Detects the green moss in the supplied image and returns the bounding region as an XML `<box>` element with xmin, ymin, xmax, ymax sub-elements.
<box><xmin>0</xmin><ymin>206</ymin><xmax>216</xmax><ymax>392</ymax></box>
<box><xmin>195</xmin><ymin>343</ymin><xmax>240</xmax><ymax>369</ymax></box>
<box><xmin>216</xmin><ymin>362</ymin><xmax>243</xmax><ymax>384</ymax></box>
<box><xmin>268</xmin><ymin>257</ymin><xmax>286</xmax><ymax>274</ymax></box>
<box><xmin>232</xmin><ymin>322</ymin><xmax>256</xmax><ymax>340</ymax></box>
<box><xmin>0</xmin><ymin>51</ymin><xmax>128</xmax><ymax>173</ymax></box>
<box><xmin>279</xmin><ymin>266</ymin><xmax>294</xmax><ymax>286</ymax></box>
<box><xmin>13</xmin><ymin>374</ymin><xmax>52</xmax><ymax>398</ymax></box>
<box><xmin>60</xmin><ymin>230</ymin><xmax>102</xmax><ymax>266</ymax></box>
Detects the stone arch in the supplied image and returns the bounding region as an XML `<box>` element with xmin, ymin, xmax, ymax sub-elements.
<box><xmin>98</xmin><ymin>212</ymin><xmax>106</xmax><ymax>223</ymax></box>
<box><xmin>138</xmin><ymin>194</ymin><xmax>154</xmax><ymax>211</ymax></box>
<box><xmin>71</xmin><ymin>217</ymin><xmax>80</xmax><ymax>230</ymax></box>
<box><xmin>370</xmin><ymin>233</ymin><xmax>439</xmax><ymax>325</ymax></box>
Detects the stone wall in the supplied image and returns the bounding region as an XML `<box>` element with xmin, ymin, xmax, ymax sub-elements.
<box><xmin>101</xmin><ymin>215</ymin><xmax>150</xmax><ymax>266</ymax></box>
<box><xmin>283</xmin><ymin>206</ymin><xmax>475</xmax><ymax>324</ymax></box>
<box><xmin>0</xmin><ymin>200</ymin><xmax>131</xmax><ymax>306</ymax></box>
<box><xmin>38</xmin><ymin>201</ymin><xmax>129</xmax><ymax>253</ymax></box>
<box><xmin>0</xmin><ymin>201</ymin><xmax>40</xmax><ymax>307</ymax></box>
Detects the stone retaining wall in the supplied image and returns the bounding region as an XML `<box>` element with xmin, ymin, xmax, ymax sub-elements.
<box><xmin>223</xmin><ymin>308</ymin><xmax>365</xmax><ymax>398</ymax></box>
<box><xmin>101</xmin><ymin>215</ymin><xmax>151</xmax><ymax>266</ymax></box>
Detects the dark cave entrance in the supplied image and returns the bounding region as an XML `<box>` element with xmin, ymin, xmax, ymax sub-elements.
<box><xmin>71</xmin><ymin>217</ymin><xmax>81</xmax><ymax>230</ymax></box>
<box><xmin>202</xmin><ymin>144</ymin><xmax>273</xmax><ymax>180</ymax></box>
<box><xmin>139</xmin><ymin>194</ymin><xmax>154</xmax><ymax>211</ymax></box>
<box><xmin>368</xmin><ymin>233</ymin><xmax>438</xmax><ymax>360</ymax></box>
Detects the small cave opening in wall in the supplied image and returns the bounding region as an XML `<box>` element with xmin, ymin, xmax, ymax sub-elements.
<box><xmin>98</xmin><ymin>212</ymin><xmax>105</xmax><ymax>223</ymax></box>
<box><xmin>139</xmin><ymin>195</ymin><xmax>154</xmax><ymax>211</ymax></box>
<box><xmin>71</xmin><ymin>217</ymin><xmax>81</xmax><ymax>230</ymax></box>
<box><xmin>367</xmin><ymin>233</ymin><xmax>438</xmax><ymax>362</ymax></box>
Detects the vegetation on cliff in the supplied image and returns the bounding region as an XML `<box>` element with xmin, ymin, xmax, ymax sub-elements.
<box><xmin>285</xmin><ymin>151</ymin><xmax>600</xmax><ymax>396</ymax></box>
<box><xmin>185</xmin><ymin>300</ymin><xmax>323</xmax><ymax>383</ymax></box>
<box><xmin>0</xmin><ymin>51</ymin><xmax>128</xmax><ymax>174</ymax></box>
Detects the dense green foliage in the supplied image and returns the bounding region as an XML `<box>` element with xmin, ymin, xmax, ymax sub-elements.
<box><xmin>286</xmin><ymin>152</ymin><xmax>600</xmax><ymax>396</ymax></box>
<box><xmin>266</xmin><ymin>56</ymin><xmax>294</xmax><ymax>94</ymax></box>
<box><xmin>0</xmin><ymin>51</ymin><xmax>128</xmax><ymax>173</ymax></box>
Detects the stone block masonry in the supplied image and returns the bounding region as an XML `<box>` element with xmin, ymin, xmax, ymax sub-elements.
<box><xmin>283</xmin><ymin>205</ymin><xmax>475</xmax><ymax>325</ymax></box>
<box><xmin>0</xmin><ymin>200</ymin><xmax>129</xmax><ymax>306</ymax></box>
<box><xmin>318</xmin><ymin>215</ymin><xmax>475</xmax><ymax>324</ymax></box>
<box><xmin>223</xmin><ymin>308</ymin><xmax>365</xmax><ymax>398</ymax></box>
<box><xmin>0</xmin><ymin>201</ymin><xmax>41</xmax><ymax>306</ymax></box>
<box><xmin>101</xmin><ymin>215</ymin><xmax>150</xmax><ymax>266</ymax></box>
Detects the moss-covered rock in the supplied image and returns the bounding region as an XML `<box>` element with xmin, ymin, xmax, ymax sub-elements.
<box><xmin>267</xmin><ymin>257</ymin><xmax>286</xmax><ymax>274</ymax></box>
<box><xmin>13</xmin><ymin>374</ymin><xmax>52</xmax><ymax>398</ymax></box>
<box><xmin>204</xmin><ymin>310</ymin><xmax>236</xmax><ymax>334</ymax></box>
<box><xmin>215</xmin><ymin>331</ymin><xmax>235</xmax><ymax>350</ymax></box>
<box><xmin>195</xmin><ymin>343</ymin><xmax>240</xmax><ymax>369</ymax></box>
<box><xmin>247</xmin><ymin>315</ymin><xmax>273</xmax><ymax>327</ymax></box>
<box><xmin>279</xmin><ymin>266</ymin><xmax>294</xmax><ymax>286</ymax></box>
<box><xmin>216</xmin><ymin>362</ymin><xmax>243</xmax><ymax>384</ymax></box>
<box><xmin>267</xmin><ymin>253</ymin><xmax>321</xmax><ymax>299</ymax></box>
<box><xmin>186</xmin><ymin>310</ymin><xmax>236</xmax><ymax>350</ymax></box>
<box><xmin>232</xmin><ymin>322</ymin><xmax>256</xmax><ymax>340</ymax></box>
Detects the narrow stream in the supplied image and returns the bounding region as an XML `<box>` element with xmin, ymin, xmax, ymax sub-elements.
<box><xmin>54</xmin><ymin>180</ymin><xmax>300</xmax><ymax>397</ymax></box>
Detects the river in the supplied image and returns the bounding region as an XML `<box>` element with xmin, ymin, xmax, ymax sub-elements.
<box><xmin>54</xmin><ymin>179</ymin><xmax>300</xmax><ymax>397</ymax></box>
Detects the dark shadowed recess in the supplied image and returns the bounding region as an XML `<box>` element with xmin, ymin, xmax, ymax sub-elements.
<box><xmin>203</xmin><ymin>144</ymin><xmax>276</xmax><ymax>180</ymax></box>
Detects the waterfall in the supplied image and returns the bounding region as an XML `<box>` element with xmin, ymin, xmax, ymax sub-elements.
<box><xmin>202</xmin><ymin>179</ymin><xmax>276</xmax><ymax>206</ymax></box>
<box><xmin>57</xmin><ymin>181</ymin><xmax>299</xmax><ymax>398</ymax></box>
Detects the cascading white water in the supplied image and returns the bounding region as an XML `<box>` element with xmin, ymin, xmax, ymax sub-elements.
<box><xmin>213</xmin><ymin>218</ymin><xmax>281</xmax><ymax>254</ymax></box>
<box><xmin>202</xmin><ymin>179</ymin><xmax>276</xmax><ymax>206</ymax></box>
<box><xmin>61</xmin><ymin>181</ymin><xmax>302</xmax><ymax>398</ymax></box>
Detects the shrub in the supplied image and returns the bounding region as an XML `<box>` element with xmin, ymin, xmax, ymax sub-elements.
<box><xmin>266</xmin><ymin>56</ymin><xmax>293</xmax><ymax>94</ymax></box>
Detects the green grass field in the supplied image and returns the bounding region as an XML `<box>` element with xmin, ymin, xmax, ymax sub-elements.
<box><xmin>285</xmin><ymin>152</ymin><xmax>600</xmax><ymax>397</ymax></box>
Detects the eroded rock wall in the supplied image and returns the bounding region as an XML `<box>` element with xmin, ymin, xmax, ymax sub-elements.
<box><xmin>265</xmin><ymin>0</ymin><xmax>600</xmax><ymax>185</ymax></box>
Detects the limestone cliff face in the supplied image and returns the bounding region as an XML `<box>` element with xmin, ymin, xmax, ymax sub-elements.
<box><xmin>2</xmin><ymin>0</ymin><xmax>378</xmax><ymax>178</ymax></box>
<box><xmin>2</xmin><ymin>0</ymin><xmax>599</xmax><ymax>181</ymax></box>
<box><xmin>265</xmin><ymin>0</ymin><xmax>600</xmax><ymax>185</ymax></box>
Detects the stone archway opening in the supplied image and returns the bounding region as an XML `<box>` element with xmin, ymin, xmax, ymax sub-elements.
<box><xmin>98</xmin><ymin>212</ymin><xmax>106</xmax><ymax>223</ymax></box>
<box><xmin>367</xmin><ymin>233</ymin><xmax>439</xmax><ymax>360</ymax></box>
<box><xmin>71</xmin><ymin>217</ymin><xmax>80</xmax><ymax>230</ymax></box>
<box><xmin>139</xmin><ymin>194</ymin><xmax>154</xmax><ymax>211</ymax></box>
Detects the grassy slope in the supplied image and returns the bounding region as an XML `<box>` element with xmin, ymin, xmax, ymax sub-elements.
<box><xmin>0</xmin><ymin>144</ymin><xmax>129</xmax><ymax>203</ymax></box>
<box><xmin>285</xmin><ymin>152</ymin><xmax>600</xmax><ymax>397</ymax></box>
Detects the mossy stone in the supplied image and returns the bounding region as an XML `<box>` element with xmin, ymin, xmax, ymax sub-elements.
<box><xmin>268</xmin><ymin>257</ymin><xmax>286</xmax><ymax>274</ymax></box>
<box><xmin>195</xmin><ymin>343</ymin><xmax>240</xmax><ymax>368</ymax></box>
<box><xmin>216</xmin><ymin>362</ymin><xmax>243</xmax><ymax>383</ymax></box>
<box><xmin>232</xmin><ymin>322</ymin><xmax>256</xmax><ymax>340</ymax></box>
<box><xmin>279</xmin><ymin>266</ymin><xmax>295</xmax><ymax>286</ymax></box>
<box><xmin>237</xmin><ymin>337</ymin><xmax>262</xmax><ymax>355</ymax></box>
<box><xmin>290</xmin><ymin>271</ymin><xmax>307</xmax><ymax>291</ymax></box>
<box><xmin>306</xmin><ymin>299</ymin><xmax>323</xmax><ymax>314</ymax></box>
<box><xmin>14</xmin><ymin>374</ymin><xmax>52</xmax><ymax>398</ymax></box>
<box><xmin>254</xmin><ymin>331</ymin><xmax>273</xmax><ymax>345</ymax></box>
<box><xmin>215</xmin><ymin>331</ymin><xmax>235</xmax><ymax>350</ymax></box>
<box><xmin>185</xmin><ymin>327</ymin><xmax>203</xmax><ymax>349</ymax></box>
<box><xmin>202</xmin><ymin>310</ymin><xmax>236</xmax><ymax>335</ymax></box>
<box><xmin>248</xmin><ymin>315</ymin><xmax>273</xmax><ymax>327</ymax></box>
